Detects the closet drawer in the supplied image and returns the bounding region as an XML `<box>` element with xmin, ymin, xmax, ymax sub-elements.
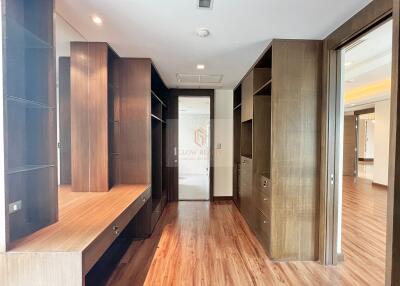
<box><xmin>254</xmin><ymin>188</ymin><xmax>270</xmax><ymax>216</ymax></box>
<box><xmin>83</xmin><ymin>187</ymin><xmax>151</xmax><ymax>274</ymax></box>
<box><xmin>254</xmin><ymin>209</ymin><xmax>271</xmax><ymax>254</ymax></box>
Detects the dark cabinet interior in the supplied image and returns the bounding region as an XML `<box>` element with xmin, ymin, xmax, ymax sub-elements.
<box><xmin>233</xmin><ymin>87</ymin><xmax>242</xmax><ymax>207</ymax></box>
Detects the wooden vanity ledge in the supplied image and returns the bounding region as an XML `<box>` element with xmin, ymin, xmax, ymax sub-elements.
<box><xmin>9</xmin><ymin>184</ymin><xmax>150</xmax><ymax>253</ymax></box>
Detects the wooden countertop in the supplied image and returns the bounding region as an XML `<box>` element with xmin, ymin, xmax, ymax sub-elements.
<box><xmin>9</xmin><ymin>184</ymin><xmax>150</xmax><ymax>253</ymax></box>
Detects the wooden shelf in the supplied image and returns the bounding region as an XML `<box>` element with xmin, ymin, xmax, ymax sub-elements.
<box><xmin>7</xmin><ymin>96</ymin><xmax>56</xmax><ymax>109</ymax></box>
<box><xmin>151</xmin><ymin>114</ymin><xmax>166</xmax><ymax>123</ymax></box>
<box><xmin>3</xmin><ymin>0</ymin><xmax>57</xmax><ymax>244</ymax></box>
<box><xmin>152</xmin><ymin>197</ymin><xmax>161</xmax><ymax>211</ymax></box>
<box><xmin>7</xmin><ymin>164</ymin><xmax>55</xmax><ymax>175</ymax></box>
<box><xmin>6</xmin><ymin>17</ymin><xmax>52</xmax><ymax>49</ymax></box>
<box><xmin>253</xmin><ymin>79</ymin><xmax>272</xmax><ymax>96</ymax></box>
<box><xmin>151</xmin><ymin>90</ymin><xmax>167</xmax><ymax>108</ymax></box>
<box><xmin>234</xmin><ymin>103</ymin><xmax>242</xmax><ymax>110</ymax></box>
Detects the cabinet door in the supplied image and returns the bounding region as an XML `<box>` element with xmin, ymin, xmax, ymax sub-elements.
<box><xmin>239</xmin><ymin>156</ymin><xmax>253</xmax><ymax>224</ymax></box>
<box><xmin>241</xmin><ymin>72</ymin><xmax>253</xmax><ymax>122</ymax></box>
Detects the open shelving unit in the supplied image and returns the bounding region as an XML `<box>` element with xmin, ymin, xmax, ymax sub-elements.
<box><xmin>150</xmin><ymin>65</ymin><xmax>168</xmax><ymax>229</ymax></box>
<box><xmin>232</xmin><ymin>40</ymin><xmax>322</xmax><ymax>261</ymax></box>
<box><xmin>253</xmin><ymin>49</ymin><xmax>272</xmax><ymax>188</ymax></box>
<box><xmin>107</xmin><ymin>47</ymin><xmax>120</xmax><ymax>188</ymax></box>
<box><xmin>233</xmin><ymin>86</ymin><xmax>242</xmax><ymax>207</ymax></box>
<box><xmin>3</xmin><ymin>0</ymin><xmax>57</xmax><ymax>243</ymax></box>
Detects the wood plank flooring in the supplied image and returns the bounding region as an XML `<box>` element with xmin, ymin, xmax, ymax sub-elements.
<box><xmin>107</xmin><ymin>177</ymin><xmax>387</xmax><ymax>285</ymax></box>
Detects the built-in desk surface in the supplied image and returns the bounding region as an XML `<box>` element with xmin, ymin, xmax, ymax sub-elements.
<box><xmin>2</xmin><ymin>184</ymin><xmax>151</xmax><ymax>286</ymax></box>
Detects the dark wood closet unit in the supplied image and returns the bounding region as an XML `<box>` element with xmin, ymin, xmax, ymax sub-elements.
<box><xmin>58</xmin><ymin>57</ymin><xmax>71</xmax><ymax>185</ymax></box>
<box><xmin>70</xmin><ymin>42</ymin><xmax>118</xmax><ymax>192</ymax></box>
<box><xmin>112</xmin><ymin>59</ymin><xmax>169</xmax><ymax>235</ymax></box>
<box><xmin>2</xmin><ymin>0</ymin><xmax>57</xmax><ymax>244</ymax></box>
<box><xmin>233</xmin><ymin>39</ymin><xmax>322</xmax><ymax>261</ymax></box>
<box><xmin>150</xmin><ymin>65</ymin><xmax>168</xmax><ymax>230</ymax></box>
<box><xmin>233</xmin><ymin>87</ymin><xmax>242</xmax><ymax>207</ymax></box>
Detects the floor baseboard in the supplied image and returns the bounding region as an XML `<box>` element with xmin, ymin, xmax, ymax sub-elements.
<box><xmin>372</xmin><ymin>182</ymin><xmax>388</xmax><ymax>189</ymax></box>
<box><xmin>213</xmin><ymin>196</ymin><xmax>233</xmax><ymax>201</ymax></box>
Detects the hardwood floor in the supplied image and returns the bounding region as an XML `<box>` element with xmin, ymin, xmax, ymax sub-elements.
<box><xmin>107</xmin><ymin>177</ymin><xmax>387</xmax><ymax>286</ymax></box>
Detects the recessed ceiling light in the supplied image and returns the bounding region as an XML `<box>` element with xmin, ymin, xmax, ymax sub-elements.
<box><xmin>197</xmin><ymin>64</ymin><xmax>205</xmax><ymax>70</ymax></box>
<box><xmin>197</xmin><ymin>28</ymin><xmax>210</xmax><ymax>38</ymax></box>
<box><xmin>344</xmin><ymin>62</ymin><xmax>353</xmax><ymax>67</ymax></box>
<box><xmin>92</xmin><ymin>15</ymin><xmax>103</xmax><ymax>25</ymax></box>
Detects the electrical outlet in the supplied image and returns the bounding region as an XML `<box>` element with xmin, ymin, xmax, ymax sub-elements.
<box><xmin>9</xmin><ymin>200</ymin><xmax>22</xmax><ymax>214</ymax></box>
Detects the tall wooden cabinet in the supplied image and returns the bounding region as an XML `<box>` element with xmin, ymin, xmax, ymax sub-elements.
<box><xmin>112</xmin><ymin>59</ymin><xmax>169</xmax><ymax>235</ymax></box>
<box><xmin>2</xmin><ymin>0</ymin><xmax>57</xmax><ymax>244</ymax></box>
<box><xmin>70</xmin><ymin>42</ymin><xmax>118</xmax><ymax>192</ymax></box>
<box><xmin>233</xmin><ymin>39</ymin><xmax>322</xmax><ymax>261</ymax></box>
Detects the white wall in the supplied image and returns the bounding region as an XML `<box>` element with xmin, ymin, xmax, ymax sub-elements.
<box><xmin>373</xmin><ymin>100</ymin><xmax>391</xmax><ymax>186</ymax></box>
<box><xmin>213</xmin><ymin>90</ymin><xmax>233</xmax><ymax>197</ymax></box>
<box><xmin>365</xmin><ymin>120</ymin><xmax>375</xmax><ymax>159</ymax></box>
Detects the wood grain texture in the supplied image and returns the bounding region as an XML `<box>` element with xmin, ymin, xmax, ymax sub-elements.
<box><xmin>59</xmin><ymin>57</ymin><xmax>72</xmax><ymax>185</ymax></box>
<box><xmin>106</xmin><ymin>177</ymin><xmax>386</xmax><ymax>286</ymax></box>
<box><xmin>71</xmin><ymin>42</ymin><xmax>90</xmax><ymax>192</ymax></box>
<box><xmin>343</xmin><ymin>116</ymin><xmax>356</xmax><ymax>176</ymax></box>
<box><xmin>388</xmin><ymin>1</ymin><xmax>400</xmax><ymax>284</ymax></box>
<box><xmin>2</xmin><ymin>185</ymin><xmax>150</xmax><ymax>286</ymax></box>
<box><xmin>9</xmin><ymin>185</ymin><xmax>149</xmax><ymax>253</ymax></box>
<box><xmin>235</xmin><ymin>40</ymin><xmax>322</xmax><ymax>261</ymax></box>
<box><xmin>268</xmin><ymin>40</ymin><xmax>322</xmax><ymax>261</ymax></box>
<box><xmin>114</xmin><ymin>58</ymin><xmax>151</xmax><ymax>184</ymax></box>
<box><xmin>71</xmin><ymin>42</ymin><xmax>110</xmax><ymax>192</ymax></box>
<box><xmin>241</xmin><ymin>71</ymin><xmax>254</xmax><ymax>122</ymax></box>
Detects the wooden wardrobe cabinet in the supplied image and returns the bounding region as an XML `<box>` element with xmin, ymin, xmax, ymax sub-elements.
<box><xmin>233</xmin><ymin>39</ymin><xmax>322</xmax><ymax>261</ymax></box>
<box><xmin>70</xmin><ymin>42</ymin><xmax>118</xmax><ymax>192</ymax></box>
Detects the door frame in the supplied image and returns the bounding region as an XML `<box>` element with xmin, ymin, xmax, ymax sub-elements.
<box><xmin>319</xmin><ymin>0</ymin><xmax>394</xmax><ymax>268</ymax></box>
<box><xmin>167</xmin><ymin>89</ymin><xmax>215</xmax><ymax>202</ymax></box>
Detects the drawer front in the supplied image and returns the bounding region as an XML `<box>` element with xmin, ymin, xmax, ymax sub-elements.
<box><xmin>240</xmin><ymin>157</ymin><xmax>254</xmax><ymax>226</ymax></box>
<box><xmin>254</xmin><ymin>209</ymin><xmax>271</xmax><ymax>255</ymax></box>
<box><xmin>83</xmin><ymin>187</ymin><xmax>151</xmax><ymax>274</ymax></box>
<box><xmin>254</xmin><ymin>188</ymin><xmax>270</xmax><ymax>216</ymax></box>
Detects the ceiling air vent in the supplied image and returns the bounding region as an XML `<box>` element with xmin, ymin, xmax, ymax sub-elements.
<box><xmin>176</xmin><ymin>73</ymin><xmax>223</xmax><ymax>87</ymax></box>
<box><xmin>199</xmin><ymin>0</ymin><xmax>213</xmax><ymax>9</ymax></box>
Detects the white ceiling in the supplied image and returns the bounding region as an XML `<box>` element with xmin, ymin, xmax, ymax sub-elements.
<box><xmin>343</xmin><ymin>20</ymin><xmax>392</xmax><ymax>110</ymax></box>
<box><xmin>56</xmin><ymin>0</ymin><xmax>372</xmax><ymax>89</ymax></box>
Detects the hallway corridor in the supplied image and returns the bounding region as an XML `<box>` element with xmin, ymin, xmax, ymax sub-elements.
<box><xmin>107</xmin><ymin>177</ymin><xmax>387</xmax><ymax>286</ymax></box>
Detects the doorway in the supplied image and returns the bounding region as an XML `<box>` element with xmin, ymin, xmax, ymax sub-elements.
<box><xmin>333</xmin><ymin>19</ymin><xmax>392</xmax><ymax>283</ymax></box>
<box><xmin>178</xmin><ymin>97</ymin><xmax>211</xmax><ymax>200</ymax></box>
